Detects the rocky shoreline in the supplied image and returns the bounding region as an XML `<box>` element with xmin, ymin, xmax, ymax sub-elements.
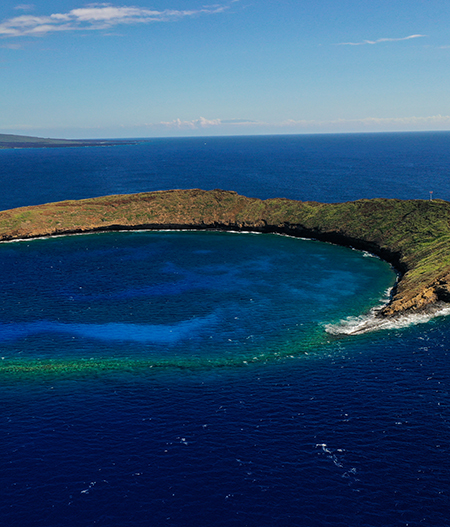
<box><xmin>1</xmin><ymin>188</ymin><xmax>450</xmax><ymax>317</ymax></box>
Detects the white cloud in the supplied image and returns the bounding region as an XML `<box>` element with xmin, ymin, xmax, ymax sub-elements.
<box><xmin>337</xmin><ymin>34</ymin><xmax>426</xmax><ymax>46</ymax></box>
<box><xmin>0</xmin><ymin>3</ymin><xmax>230</xmax><ymax>37</ymax></box>
<box><xmin>159</xmin><ymin>117</ymin><xmax>223</xmax><ymax>129</ymax></box>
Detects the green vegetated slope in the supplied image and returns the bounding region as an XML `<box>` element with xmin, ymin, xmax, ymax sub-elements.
<box><xmin>1</xmin><ymin>188</ymin><xmax>449</xmax><ymax>316</ymax></box>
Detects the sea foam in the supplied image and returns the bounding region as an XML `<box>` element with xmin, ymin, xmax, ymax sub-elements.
<box><xmin>325</xmin><ymin>299</ymin><xmax>450</xmax><ymax>335</ymax></box>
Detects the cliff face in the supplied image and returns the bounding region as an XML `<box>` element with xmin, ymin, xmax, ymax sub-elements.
<box><xmin>1</xmin><ymin>188</ymin><xmax>450</xmax><ymax>317</ymax></box>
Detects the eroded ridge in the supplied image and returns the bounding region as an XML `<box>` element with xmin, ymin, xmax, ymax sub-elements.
<box><xmin>1</xmin><ymin>188</ymin><xmax>450</xmax><ymax>317</ymax></box>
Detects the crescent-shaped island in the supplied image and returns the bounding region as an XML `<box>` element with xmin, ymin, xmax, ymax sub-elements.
<box><xmin>1</xmin><ymin>188</ymin><xmax>450</xmax><ymax>319</ymax></box>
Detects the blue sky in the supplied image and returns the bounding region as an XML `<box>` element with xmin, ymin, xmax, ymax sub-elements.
<box><xmin>1</xmin><ymin>0</ymin><xmax>449</xmax><ymax>138</ymax></box>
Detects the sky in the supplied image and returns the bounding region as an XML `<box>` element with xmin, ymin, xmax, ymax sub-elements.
<box><xmin>0</xmin><ymin>0</ymin><xmax>449</xmax><ymax>139</ymax></box>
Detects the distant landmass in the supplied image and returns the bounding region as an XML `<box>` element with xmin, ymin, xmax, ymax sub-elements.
<box><xmin>0</xmin><ymin>188</ymin><xmax>449</xmax><ymax>320</ymax></box>
<box><xmin>0</xmin><ymin>133</ymin><xmax>145</xmax><ymax>149</ymax></box>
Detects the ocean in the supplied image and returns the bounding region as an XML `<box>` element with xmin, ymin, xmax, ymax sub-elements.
<box><xmin>1</xmin><ymin>132</ymin><xmax>450</xmax><ymax>526</ymax></box>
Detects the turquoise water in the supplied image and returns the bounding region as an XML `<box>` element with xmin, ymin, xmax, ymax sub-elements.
<box><xmin>0</xmin><ymin>230</ymin><xmax>395</xmax><ymax>372</ymax></box>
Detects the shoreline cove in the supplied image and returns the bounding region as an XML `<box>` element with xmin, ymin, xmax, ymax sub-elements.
<box><xmin>1</xmin><ymin>188</ymin><xmax>450</xmax><ymax>321</ymax></box>
<box><xmin>2</xmin><ymin>229</ymin><xmax>407</xmax><ymax>336</ymax></box>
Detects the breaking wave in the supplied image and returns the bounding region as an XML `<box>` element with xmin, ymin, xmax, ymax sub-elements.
<box><xmin>325</xmin><ymin>296</ymin><xmax>450</xmax><ymax>335</ymax></box>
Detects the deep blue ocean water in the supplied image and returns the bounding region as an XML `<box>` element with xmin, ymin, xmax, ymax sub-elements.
<box><xmin>1</xmin><ymin>132</ymin><xmax>450</xmax><ymax>526</ymax></box>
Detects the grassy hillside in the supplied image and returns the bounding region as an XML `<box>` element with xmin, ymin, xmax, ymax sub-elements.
<box><xmin>0</xmin><ymin>188</ymin><xmax>449</xmax><ymax>316</ymax></box>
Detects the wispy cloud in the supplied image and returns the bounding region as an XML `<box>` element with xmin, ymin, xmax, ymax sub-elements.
<box><xmin>157</xmin><ymin>117</ymin><xmax>262</xmax><ymax>130</ymax></box>
<box><xmin>142</xmin><ymin>114</ymin><xmax>450</xmax><ymax>133</ymax></box>
<box><xmin>14</xmin><ymin>4</ymin><xmax>35</xmax><ymax>10</ymax></box>
<box><xmin>158</xmin><ymin>115</ymin><xmax>450</xmax><ymax>130</ymax></box>
<box><xmin>280</xmin><ymin>115</ymin><xmax>450</xmax><ymax>130</ymax></box>
<box><xmin>159</xmin><ymin>117</ymin><xmax>223</xmax><ymax>130</ymax></box>
<box><xmin>337</xmin><ymin>34</ymin><xmax>426</xmax><ymax>46</ymax></box>
<box><xmin>0</xmin><ymin>42</ymin><xmax>27</xmax><ymax>49</ymax></box>
<box><xmin>221</xmin><ymin>118</ymin><xmax>258</xmax><ymax>124</ymax></box>
<box><xmin>0</xmin><ymin>3</ymin><xmax>230</xmax><ymax>37</ymax></box>
<box><xmin>4</xmin><ymin>114</ymin><xmax>450</xmax><ymax>137</ymax></box>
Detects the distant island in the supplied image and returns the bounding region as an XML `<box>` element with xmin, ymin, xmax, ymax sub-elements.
<box><xmin>1</xmin><ymin>188</ymin><xmax>449</xmax><ymax>318</ymax></box>
<box><xmin>0</xmin><ymin>133</ymin><xmax>146</xmax><ymax>149</ymax></box>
